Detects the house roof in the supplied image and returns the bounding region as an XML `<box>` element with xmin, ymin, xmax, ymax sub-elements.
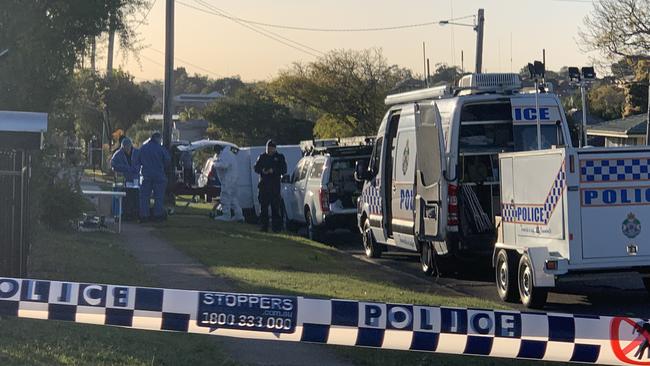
<box><xmin>173</xmin><ymin>91</ymin><xmax>224</xmax><ymax>103</ymax></box>
<box><xmin>586</xmin><ymin>113</ymin><xmax>648</xmax><ymax>137</ymax></box>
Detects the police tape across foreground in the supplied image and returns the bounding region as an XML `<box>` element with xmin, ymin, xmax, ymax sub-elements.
<box><xmin>1</xmin><ymin>277</ymin><xmax>648</xmax><ymax>365</ymax></box>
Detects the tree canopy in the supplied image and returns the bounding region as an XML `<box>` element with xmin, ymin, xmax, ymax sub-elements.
<box><xmin>203</xmin><ymin>85</ymin><xmax>312</xmax><ymax>146</ymax></box>
<box><xmin>0</xmin><ymin>1</ymin><xmax>109</xmax><ymax>111</ymax></box>
<box><xmin>579</xmin><ymin>0</ymin><xmax>650</xmax><ymax>60</ymax></box>
<box><xmin>270</xmin><ymin>49</ymin><xmax>412</xmax><ymax>138</ymax></box>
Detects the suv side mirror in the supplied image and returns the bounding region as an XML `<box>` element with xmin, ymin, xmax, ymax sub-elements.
<box><xmin>354</xmin><ymin>160</ymin><xmax>371</xmax><ymax>182</ymax></box>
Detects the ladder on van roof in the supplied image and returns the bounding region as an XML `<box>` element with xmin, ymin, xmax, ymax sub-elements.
<box><xmin>300</xmin><ymin>136</ymin><xmax>375</xmax><ymax>157</ymax></box>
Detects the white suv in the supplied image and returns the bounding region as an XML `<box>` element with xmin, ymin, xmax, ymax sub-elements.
<box><xmin>281</xmin><ymin>143</ymin><xmax>372</xmax><ymax>241</ymax></box>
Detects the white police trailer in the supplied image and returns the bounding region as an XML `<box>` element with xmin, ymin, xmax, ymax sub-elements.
<box><xmin>496</xmin><ymin>145</ymin><xmax>650</xmax><ymax>308</ymax></box>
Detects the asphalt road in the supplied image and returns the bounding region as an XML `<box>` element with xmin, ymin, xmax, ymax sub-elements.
<box><xmin>316</xmin><ymin>229</ymin><xmax>650</xmax><ymax>319</ymax></box>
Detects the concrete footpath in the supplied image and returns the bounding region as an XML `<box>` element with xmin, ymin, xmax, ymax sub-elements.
<box><xmin>120</xmin><ymin>223</ymin><xmax>352</xmax><ymax>366</ymax></box>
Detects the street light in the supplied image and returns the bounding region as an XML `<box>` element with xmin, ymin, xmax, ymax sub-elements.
<box><xmin>439</xmin><ymin>9</ymin><xmax>484</xmax><ymax>73</ymax></box>
<box><xmin>568</xmin><ymin>66</ymin><xmax>596</xmax><ymax>147</ymax></box>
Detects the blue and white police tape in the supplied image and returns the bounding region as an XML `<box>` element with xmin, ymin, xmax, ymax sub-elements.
<box><xmin>0</xmin><ymin>277</ymin><xmax>646</xmax><ymax>365</ymax></box>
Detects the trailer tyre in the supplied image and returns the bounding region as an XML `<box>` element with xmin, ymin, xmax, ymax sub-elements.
<box><xmin>362</xmin><ymin>219</ymin><xmax>382</xmax><ymax>258</ymax></box>
<box><xmin>495</xmin><ymin>249</ymin><xmax>518</xmax><ymax>302</ymax></box>
<box><xmin>518</xmin><ymin>254</ymin><xmax>548</xmax><ymax>309</ymax></box>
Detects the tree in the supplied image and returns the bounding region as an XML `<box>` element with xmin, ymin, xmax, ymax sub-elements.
<box><xmin>588</xmin><ymin>84</ymin><xmax>625</xmax><ymax>120</ymax></box>
<box><xmin>140</xmin><ymin>69</ymin><xmax>245</xmax><ymax>113</ymax></box>
<box><xmin>203</xmin><ymin>85</ymin><xmax>312</xmax><ymax>146</ymax></box>
<box><xmin>103</xmin><ymin>70</ymin><xmax>153</xmax><ymax>133</ymax></box>
<box><xmin>104</xmin><ymin>0</ymin><xmax>150</xmax><ymax>69</ymax></box>
<box><xmin>428</xmin><ymin>64</ymin><xmax>462</xmax><ymax>86</ymax></box>
<box><xmin>0</xmin><ymin>1</ymin><xmax>110</xmax><ymax>112</ymax></box>
<box><xmin>579</xmin><ymin>0</ymin><xmax>650</xmax><ymax>60</ymax></box>
<box><xmin>270</xmin><ymin>49</ymin><xmax>412</xmax><ymax>137</ymax></box>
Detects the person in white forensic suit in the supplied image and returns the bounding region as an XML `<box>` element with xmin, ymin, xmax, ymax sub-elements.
<box><xmin>213</xmin><ymin>145</ymin><xmax>244</xmax><ymax>221</ymax></box>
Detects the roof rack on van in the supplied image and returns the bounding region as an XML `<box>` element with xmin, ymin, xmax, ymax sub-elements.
<box><xmin>384</xmin><ymin>73</ymin><xmax>523</xmax><ymax>106</ymax></box>
<box><xmin>300</xmin><ymin>136</ymin><xmax>374</xmax><ymax>157</ymax></box>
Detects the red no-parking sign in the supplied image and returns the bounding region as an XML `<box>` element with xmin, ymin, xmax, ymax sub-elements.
<box><xmin>611</xmin><ymin>317</ymin><xmax>650</xmax><ymax>365</ymax></box>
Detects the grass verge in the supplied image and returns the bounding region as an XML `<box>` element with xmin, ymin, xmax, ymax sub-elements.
<box><xmin>0</xmin><ymin>226</ymin><xmax>236</xmax><ymax>366</ymax></box>
<box><xmin>159</xmin><ymin>214</ymin><xmax>503</xmax><ymax>309</ymax></box>
<box><xmin>158</xmin><ymin>209</ymin><xmax>566</xmax><ymax>366</ymax></box>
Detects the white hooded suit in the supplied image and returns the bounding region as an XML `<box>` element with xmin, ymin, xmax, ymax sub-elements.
<box><xmin>213</xmin><ymin>146</ymin><xmax>243</xmax><ymax>221</ymax></box>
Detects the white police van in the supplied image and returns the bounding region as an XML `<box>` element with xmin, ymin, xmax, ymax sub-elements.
<box><xmin>356</xmin><ymin>73</ymin><xmax>650</xmax><ymax>308</ymax></box>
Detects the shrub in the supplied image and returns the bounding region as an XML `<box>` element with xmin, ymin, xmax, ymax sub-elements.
<box><xmin>39</xmin><ymin>180</ymin><xmax>88</xmax><ymax>230</ymax></box>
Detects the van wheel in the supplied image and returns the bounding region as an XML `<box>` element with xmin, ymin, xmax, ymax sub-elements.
<box><xmin>518</xmin><ymin>254</ymin><xmax>548</xmax><ymax>308</ymax></box>
<box><xmin>420</xmin><ymin>241</ymin><xmax>434</xmax><ymax>275</ymax></box>
<box><xmin>362</xmin><ymin>220</ymin><xmax>382</xmax><ymax>258</ymax></box>
<box><xmin>306</xmin><ymin>209</ymin><xmax>322</xmax><ymax>242</ymax></box>
<box><xmin>495</xmin><ymin>249</ymin><xmax>518</xmax><ymax>302</ymax></box>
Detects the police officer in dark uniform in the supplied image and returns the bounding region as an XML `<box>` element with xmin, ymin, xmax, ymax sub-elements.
<box><xmin>254</xmin><ymin>140</ymin><xmax>287</xmax><ymax>232</ymax></box>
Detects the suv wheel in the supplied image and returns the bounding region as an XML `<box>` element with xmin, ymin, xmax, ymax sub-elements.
<box><xmin>362</xmin><ymin>219</ymin><xmax>382</xmax><ymax>258</ymax></box>
<box><xmin>305</xmin><ymin>209</ymin><xmax>322</xmax><ymax>242</ymax></box>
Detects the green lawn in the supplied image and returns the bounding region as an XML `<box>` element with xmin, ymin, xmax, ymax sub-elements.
<box><xmin>159</xmin><ymin>211</ymin><xmax>566</xmax><ymax>366</ymax></box>
<box><xmin>0</xmin><ymin>227</ymin><xmax>236</xmax><ymax>366</ymax></box>
<box><xmin>159</xmin><ymin>214</ymin><xmax>504</xmax><ymax>309</ymax></box>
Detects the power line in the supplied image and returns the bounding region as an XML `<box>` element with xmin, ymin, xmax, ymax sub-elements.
<box><xmin>176</xmin><ymin>0</ymin><xmax>321</xmax><ymax>57</ymax></box>
<box><xmin>134</xmin><ymin>0</ymin><xmax>158</xmax><ymax>31</ymax></box>
<box><xmin>140</xmin><ymin>53</ymin><xmax>165</xmax><ymax>67</ymax></box>
<box><xmin>196</xmin><ymin>0</ymin><xmax>472</xmax><ymax>32</ymax></box>
<box><xmin>194</xmin><ymin>0</ymin><xmax>323</xmax><ymax>56</ymax></box>
<box><xmin>147</xmin><ymin>47</ymin><xmax>222</xmax><ymax>77</ymax></box>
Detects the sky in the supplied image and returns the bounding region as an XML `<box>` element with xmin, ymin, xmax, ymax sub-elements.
<box><xmin>112</xmin><ymin>0</ymin><xmax>598</xmax><ymax>82</ymax></box>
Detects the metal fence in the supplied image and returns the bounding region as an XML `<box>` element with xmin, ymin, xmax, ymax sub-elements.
<box><xmin>0</xmin><ymin>149</ymin><xmax>30</xmax><ymax>277</ymax></box>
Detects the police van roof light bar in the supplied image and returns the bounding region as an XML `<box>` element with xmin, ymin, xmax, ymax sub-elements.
<box><xmin>384</xmin><ymin>85</ymin><xmax>452</xmax><ymax>106</ymax></box>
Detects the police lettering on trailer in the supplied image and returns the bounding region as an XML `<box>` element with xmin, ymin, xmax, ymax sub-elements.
<box><xmin>583</xmin><ymin>187</ymin><xmax>650</xmax><ymax>206</ymax></box>
<box><xmin>360</xmin><ymin>303</ymin><xmax>521</xmax><ymax>337</ymax></box>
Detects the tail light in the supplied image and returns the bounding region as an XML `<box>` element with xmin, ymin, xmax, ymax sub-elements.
<box><xmin>447</xmin><ymin>183</ymin><xmax>459</xmax><ymax>231</ymax></box>
<box><xmin>319</xmin><ymin>188</ymin><xmax>330</xmax><ymax>213</ymax></box>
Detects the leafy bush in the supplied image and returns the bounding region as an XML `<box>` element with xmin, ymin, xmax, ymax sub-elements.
<box><xmin>39</xmin><ymin>180</ymin><xmax>88</xmax><ymax>230</ymax></box>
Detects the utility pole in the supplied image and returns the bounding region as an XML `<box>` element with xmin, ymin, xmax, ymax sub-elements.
<box><xmin>163</xmin><ymin>0</ymin><xmax>175</xmax><ymax>149</ymax></box>
<box><xmin>581</xmin><ymin>83</ymin><xmax>588</xmax><ymax>146</ymax></box>
<box><xmin>474</xmin><ymin>8</ymin><xmax>485</xmax><ymax>74</ymax></box>
<box><xmin>646</xmin><ymin>72</ymin><xmax>650</xmax><ymax>145</ymax></box>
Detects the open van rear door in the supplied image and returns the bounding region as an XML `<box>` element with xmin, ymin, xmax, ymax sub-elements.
<box><xmin>414</xmin><ymin>102</ymin><xmax>446</xmax><ymax>241</ymax></box>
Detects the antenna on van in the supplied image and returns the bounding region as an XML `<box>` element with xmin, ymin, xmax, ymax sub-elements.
<box><xmin>422</xmin><ymin>42</ymin><xmax>428</xmax><ymax>87</ymax></box>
